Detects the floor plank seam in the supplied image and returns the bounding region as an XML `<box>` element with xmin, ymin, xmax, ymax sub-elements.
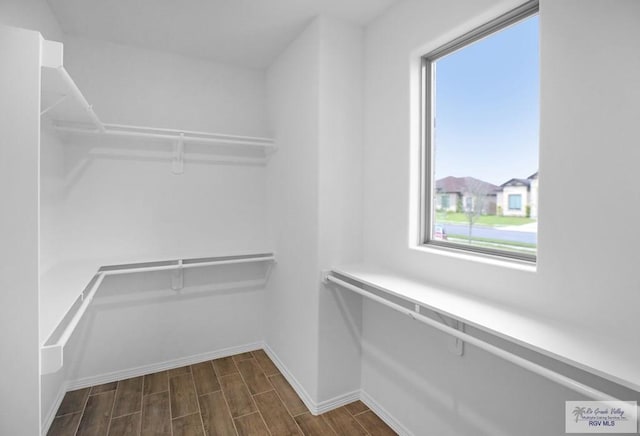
<box><xmin>138</xmin><ymin>375</ymin><xmax>145</xmax><ymax>436</ymax></box>
<box><xmin>232</xmin><ymin>359</ymin><xmax>260</xmax><ymax>416</ymax></box>
<box><xmin>238</xmin><ymin>355</ymin><xmax>274</xmax><ymax>436</ymax></box>
<box><xmin>212</xmin><ymin>372</ymin><xmax>241</xmax><ymax>436</ymax></box>
<box><xmin>104</xmin><ymin>387</ymin><xmax>118</xmax><ymax>436</ymax></box>
<box><xmin>257</xmin><ymin>410</ymin><xmax>274</xmax><ymax>436</ymax></box>
<box><xmin>322</xmin><ymin>414</ymin><xmax>340</xmax><ymax>435</ymax></box>
<box><xmin>267</xmin><ymin>379</ymin><xmax>306</xmax><ymax>435</ymax></box>
<box><xmin>114</xmin><ymin>409</ymin><xmax>142</xmax><ymax>419</ymax></box>
<box><xmin>190</xmin><ymin>366</ymin><xmax>207</xmax><ymax>436</ymax></box>
<box><xmin>53</xmin><ymin>411</ymin><xmax>79</xmax><ymax>419</ymax></box>
<box><xmin>352</xmin><ymin>409</ymin><xmax>371</xmax><ymax>417</ymax></box>
<box><xmin>167</xmin><ymin>374</ymin><xmax>175</xmax><ymax>436</ymax></box>
<box><xmin>72</xmin><ymin>389</ymin><xmax>91</xmax><ymax>436</ymax></box>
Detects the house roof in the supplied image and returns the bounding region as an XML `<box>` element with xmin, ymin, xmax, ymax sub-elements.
<box><xmin>435</xmin><ymin>176</ymin><xmax>499</xmax><ymax>195</ymax></box>
<box><xmin>500</xmin><ymin>178</ymin><xmax>531</xmax><ymax>188</ymax></box>
<box><xmin>528</xmin><ymin>171</ymin><xmax>539</xmax><ymax>180</ymax></box>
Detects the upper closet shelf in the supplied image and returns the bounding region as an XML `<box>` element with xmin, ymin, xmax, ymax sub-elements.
<box><xmin>40</xmin><ymin>39</ymin><xmax>276</xmax><ymax>167</ymax></box>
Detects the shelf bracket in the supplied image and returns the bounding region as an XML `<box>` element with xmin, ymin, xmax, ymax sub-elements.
<box><xmin>41</xmin><ymin>95</ymin><xmax>68</xmax><ymax>116</ymax></box>
<box><xmin>320</xmin><ymin>270</ymin><xmax>332</xmax><ymax>284</ymax></box>
<box><xmin>434</xmin><ymin>311</ymin><xmax>464</xmax><ymax>356</ymax></box>
<box><xmin>447</xmin><ymin>320</ymin><xmax>465</xmax><ymax>356</ymax></box>
<box><xmin>172</xmin><ymin>133</ymin><xmax>185</xmax><ymax>175</ymax></box>
<box><xmin>171</xmin><ymin>260</ymin><xmax>184</xmax><ymax>290</ymax></box>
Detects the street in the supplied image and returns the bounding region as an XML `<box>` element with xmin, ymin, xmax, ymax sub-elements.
<box><xmin>441</xmin><ymin>223</ymin><xmax>537</xmax><ymax>244</ymax></box>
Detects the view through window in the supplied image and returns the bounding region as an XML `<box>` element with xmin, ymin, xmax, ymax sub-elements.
<box><xmin>424</xmin><ymin>4</ymin><xmax>539</xmax><ymax>261</ymax></box>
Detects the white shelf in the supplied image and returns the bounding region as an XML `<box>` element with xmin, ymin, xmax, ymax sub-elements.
<box><xmin>40</xmin><ymin>252</ymin><xmax>275</xmax><ymax>375</ymax></box>
<box><xmin>331</xmin><ymin>263</ymin><xmax>640</xmax><ymax>393</ymax></box>
<box><xmin>40</xmin><ymin>39</ymin><xmax>276</xmax><ymax>166</ymax></box>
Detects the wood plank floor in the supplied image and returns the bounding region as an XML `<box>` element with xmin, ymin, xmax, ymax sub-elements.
<box><xmin>48</xmin><ymin>350</ymin><xmax>396</xmax><ymax>436</ymax></box>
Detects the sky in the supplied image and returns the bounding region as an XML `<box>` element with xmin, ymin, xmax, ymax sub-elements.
<box><xmin>433</xmin><ymin>14</ymin><xmax>539</xmax><ymax>186</ymax></box>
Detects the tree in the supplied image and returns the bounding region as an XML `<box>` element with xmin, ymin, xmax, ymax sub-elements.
<box><xmin>462</xmin><ymin>178</ymin><xmax>493</xmax><ymax>243</ymax></box>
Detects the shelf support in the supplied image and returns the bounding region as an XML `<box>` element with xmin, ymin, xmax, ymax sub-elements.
<box><xmin>447</xmin><ymin>320</ymin><xmax>465</xmax><ymax>356</ymax></box>
<box><xmin>41</xmin><ymin>95</ymin><xmax>68</xmax><ymax>116</ymax></box>
<box><xmin>172</xmin><ymin>133</ymin><xmax>185</xmax><ymax>174</ymax></box>
<box><xmin>171</xmin><ymin>259</ymin><xmax>184</xmax><ymax>290</ymax></box>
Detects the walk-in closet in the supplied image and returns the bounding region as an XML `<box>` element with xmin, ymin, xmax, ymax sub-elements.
<box><xmin>1</xmin><ymin>1</ymin><xmax>639</xmax><ymax>435</ymax></box>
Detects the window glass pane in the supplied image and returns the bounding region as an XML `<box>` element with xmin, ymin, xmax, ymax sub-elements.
<box><xmin>429</xmin><ymin>13</ymin><xmax>539</xmax><ymax>260</ymax></box>
<box><xmin>440</xmin><ymin>195</ymin><xmax>450</xmax><ymax>209</ymax></box>
<box><xmin>508</xmin><ymin>194</ymin><xmax>522</xmax><ymax>210</ymax></box>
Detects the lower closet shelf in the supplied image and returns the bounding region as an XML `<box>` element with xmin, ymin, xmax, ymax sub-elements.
<box><xmin>40</xmin><ymin>252</ymin><xmax>275</xmax><ymax>375</ymax></box>
<box><xmin>326</xmin><ymin>264</ymin><xmax>640</xmax><ymax>396</ymax></box>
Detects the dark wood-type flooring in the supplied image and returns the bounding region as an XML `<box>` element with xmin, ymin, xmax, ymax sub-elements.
<box><xmin>48</xmin><ymin>349</ymin><xmax>397</xmax><ymax>436</ymax></box>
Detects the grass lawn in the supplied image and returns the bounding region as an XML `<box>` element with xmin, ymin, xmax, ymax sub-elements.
<box><xmin>436</xmin><ymin>212</ymin><xmax>535</xmax><ymax>227</ymax></box>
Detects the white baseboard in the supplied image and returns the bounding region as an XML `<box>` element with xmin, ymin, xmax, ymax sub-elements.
<box><xmin>360</xmin><ymin>389</ymin><xmax>414</xmax><ymax>436</ymax></box>
<box><xmin>65</xmin><ymin>341</ymin><xmax>263</xmax><ymax>391</ymax></box>
<box><xmin>261</xmin><ymin>346</ymin><xmax>409</xmax><ymax>432</ymax></box>
<box><xmin>261</xmin><ymin>343</ymin><xmax>317</xmax><ymax>412</ymax></box>
<box><xmin>316</xmin><ymin>389</ymin><xmax>361</xmax><ymax>415</ymax></box>
<box><xmin>41</xmin><ymin>384</ymin><xmax>67</xmax><ymax>436</ymax></box>
<box><xmin>262</xmin><ymin>344</ymin><xmax>360</xmax><ymax>415</ymax></box>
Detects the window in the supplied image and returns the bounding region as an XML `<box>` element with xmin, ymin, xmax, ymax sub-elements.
<box><xmin>508</xmin><ymin>194</ymin><xmax>522</xmax><ymax>210</ymax></box>
<box><xmin>440</xmin><ymin>195</ymin><xmax>450</xmax><ymax>209</ymax></box>
<box><xmin>421</xmin><ymin>1</ymin><xmax>539</xmax><ymax>262</ymax></box>
<box><xmin>464</xmin><ymin>196</ymin><xmax>473</xmax><ymax>212</ymax></box>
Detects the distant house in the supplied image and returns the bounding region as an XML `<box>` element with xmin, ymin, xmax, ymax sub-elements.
<box><xmin>435</xmin><ymin>176</ymin><xmax>498</xmax><ymax>215</ymax></box>
<box><xmin>496</xmin><ymin>172</ymin><xmax>538</xmax><ymax>217</ymax></box>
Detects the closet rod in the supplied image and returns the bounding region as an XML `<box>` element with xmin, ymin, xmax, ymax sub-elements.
<box><xmin>54</xmin><ymin>123</ymin><xmax>276</xmax><ymax>148</ymax></box>
<box><xmin>106</xmin><ymin>123</ymin><xmax>275</xmax><ymax>144</ymax></box>
<box><xmin>326</xmin><ymin>274</ymin><xmax>619</xmax><ymax>402</ymax></box>
<box><xmin>101</xmin><ymin>254</ymin><xmax>276</xmax><ymax>276</ymax></box>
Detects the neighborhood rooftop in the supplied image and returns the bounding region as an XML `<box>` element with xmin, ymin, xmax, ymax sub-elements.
<box><xmin>435</xmin><ymin>176</ymin><xmax>499</xmax><ymax>194</ymax></box>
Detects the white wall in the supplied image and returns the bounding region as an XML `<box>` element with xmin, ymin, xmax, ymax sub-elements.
<box><xmin>63</xmin><ymin>36</ymin><xmax>269</xmax><ymax>137</ymax></box>
<box><xmin>265</xmin><ymin>19</ymin><xmax>322</xmax><ymax>402</ymax></box>
<box><xmin>40</xmin><ymin>121</ymin><xmax>67</xmax><ymax>271</ymax></box>
<box><xmin>265</xmin><ymin>15</ymin><xmax>365</xmax><ymax>407</ymax></box>
<box><xmin>316</xmin><ymin>16</ymin><xmax>364</xmax><ymax>403</ymax></box>
<box><xmin>362</xmin><ymin>0</ymin><xmax>640</xmax><ymax>434</ymax></box>
<box><xmin>39</xmin><ymin>122</ymin><xmax>70</xmax><ymax>429</ymax></box>
<box><xmin>52</xmin><ymin>36</ymin><xmax>270</xmax><ymax>262</ymax></box>
<box><xmin>63</xmin><ymin>263</ymin><xmax>267</xmax><ymax>380</ymax></box>
<box><xmin>0</xmin><ymin>0</ymin><xmax>63</xmax><ymax>41</ymax></box>
<box><xmin>0</xmin><ymin>25</ymin><xmax>42</xmax><ymax>436</ymax></box>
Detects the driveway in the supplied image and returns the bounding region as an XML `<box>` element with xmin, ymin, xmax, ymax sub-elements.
<box><xmin>498</xmin><ymin>222</ymin><xmax>538</xmax><ymax>232</ymax></box>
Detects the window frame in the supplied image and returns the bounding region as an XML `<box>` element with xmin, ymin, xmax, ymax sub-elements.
<box><xmin>419</xmin><ymin>0</ymin><xmax>539</xmax><ymax>263</ymax></box>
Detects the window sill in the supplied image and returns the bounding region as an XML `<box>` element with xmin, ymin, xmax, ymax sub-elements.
<box><xmin>411</xmin><ymin>243</ymin><xmax>537</xmax><ymax>273</ymax></box>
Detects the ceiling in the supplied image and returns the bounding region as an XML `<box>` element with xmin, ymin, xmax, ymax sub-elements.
<box><xmin>46</xmin><ymin>0</ymin><xmax>399</xmax><ymax>69</ymax></box>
